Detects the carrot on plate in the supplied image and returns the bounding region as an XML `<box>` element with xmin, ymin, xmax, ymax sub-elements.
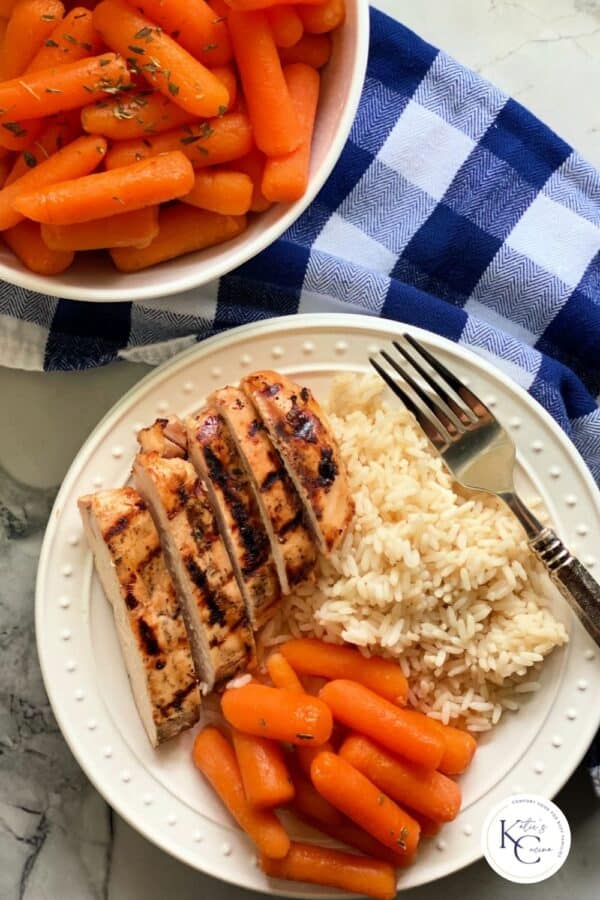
<box><xmin>226</xmin><ymin>0</ymin><xmax>324</xmax><ymax>9</ymax></box>
<box><xmin>234</xmin><ymin>148</ymin><xmax>271</xmax><ymax>212</ymax></box>
<box><xmin>266</xmin><ymin>652</ymin><xmax>304</xmax><ymax>692</ymax></box>
<box><xmin>196</xmin><ymin>0</ymin><xmax>233</xmax><ymax>68</ymax></box>
<box><xmin>193</xmin><ymin>727</ymin><xmax>290</xmax><ymax>858</ymax></box>
<box><xmin>228</xmin><ymin>8</ymin><xmax>301</xmax><ymax>156</ymax></box>
<box><xmin>121</xmin><ymin>0</ymin><xmax>214</xmax><ymax>58</ymax></box>
<box><xmin>0</xmin><ymin>154</ymin><xmax>13</xmax><ymax>187</ymax></box>
<box><xmin>0</xmin><ymin>133</ymin><xmax>105</xmax><ymax>230</ymax></box>
<box><xmin>340</xmin><ymin>734</ymin><xmax>462</xmax><ymax>823</ymax></box>
<box><xmin>3</xmin><ymin>218</ymin><xmax>74</xmax><ymax>273</ymax></box>
<box><xmin>81</xmin><ymin>91</ymin><xmax>197</xmax><ymax>141</ymax></box>
<box><xmin>297</xmin><ymin>813</ymin><xmax>416</xmax><ymax>868</ymax></box>
<box><xmin>400</xmin><ymin>710</ymin><xmax>477</xmax><ymax>775</ymax></box>
<box><xmin>280</xmin><ymin>639</ymin><xmax>409</xmax><ymax>705</ymax></box>
<box><xmin>222</xmin><ymin>682</ymin><xmax>333</xmax><ymax>746</ymax></box>
<box><xmin>14</xmin><ymin>149</ymin><xmax>193</xmax><ymax>224</ymax></box>
<box><xmin>408</xmin><ymin>809</ymin><xmax>441</xmax><ymax>837</ymax></box>
<box><xmin>295</xmin><ymin>740</ymin><xmax>333</xmax><ymax>778</ymax></box>
<box><xmin>109</xmin><ymin>203</ymin><xmax>246</xmax><ymax>271</ymax></box>
<box><xmin>260</xmin><ymin>842</ymin><xmax>397</xmax><ymax>900</ymax></box>
<box><xmin>298</xmin><ymin>0</ymin><xmax>345</xmax><ymax>34</ymax></box>
<box><xmin>0</xmin><ymin>0</ymin><xmax>66</xmax><ymax>81</ymax></box>
<box><xmin>104</xmin><ymin>112</ymin><xmax>253</xmax><ymax>170</ymax></box>
<box><xmin>0</xmin><ymin>0</ymin><xmax>18</xmax><ymax>13</ymax></box>
<box><xmin>232</xmin><ymin>729</ymin><xmax>295</xmax><ymax>808</ymax></box>
<box><xmin>262</xmin><ymin>62</ymin><xmax>318</xmax><ymax>203</ymax></box>
<box><xmin>5</xmin><ymin>111</ymin><xmax>81</xmax><ymax>184</ymax></box>
<box><xmin>0</xmin><ymin>17</ymin><xmax>7</xmax><ymax>45</ymax></box>
<box><xmin>266</xmin><ymin>5</ymin><xmax>303</xmax><ymax>48</ymax></box>
<box><xmin>27</xmin><ymin>6</ymin><xmax>102</xmax><ymax>71</ymax></box>
<box><xmin>41</xmin><ymin>205</ymin><xmax>159</xmax><ymax>250</ymax></box>
<box><xmin>93</xmin><ymin>0</ymin><xmax>229</xmax><ymax>118</ymax></box>
<box><xmin>210</xmin><ymin>65</ymin><xmax>237</xmax><ymax>109</ymax></box>
<box><xmin>182</xmin><ymin>169</ymin><xmax>252</xmax><ymax>216</ymax></box>
<box><xmin>288</xmin><ymin>762</ymin><xmax>344</xmax><ymax>826</ymax></box>
<box><xmin>310</xmin><ymin>751</ymin><xmax>420</xmax><ymax>856</ymax></box>
<box><xmin>319</xmin><ymin>680</ymin><xmax>444</xmax><ymax>770</ymax></box>
<box><xmin>279</xmin><ymin>33</ymin><xmax>332</xmax><ymax>69</ymax></box>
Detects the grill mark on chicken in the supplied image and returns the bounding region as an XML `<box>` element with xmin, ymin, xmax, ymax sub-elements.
<box><xmin>248</xmin><ymin>419</ymin><xmax>263</xmax><ymax>437</ymax></box>
<box><xmin>183</xmin><ymin>555</ymin><xmax>225</xmax><ymax>627</ymax></box>
<box><xmin>262</xmin><ymin>382</ymin><xmax>282</xmax><ymax>397</ymax></box>
<box><xmin>261</xmin><ymin>468</ymin><xmax>284</xmax><ymax>492</ymax></box>
<box><xmin>277</xmin><ymin>510</ymin><xmax>304</xmax><ymax>539</ymax></box>
<box><xmin>125</xmin><ymin>591</ymin><xmax>138</xmax><ymax>610</ymax></box>
<box><xmin>318</xmin><ymin>447</ymin><xmax>338</xmax><ymax>487</ymax></box>
<box><xmin>161</xmin><ymin>680</ymin><xmax>197</xmax><ymax>713</ymax></box>
<box><xmin>138</xmin><ymin>618</ymin><xmax>161</xmax><ymax>656</ymax></box>
<box><xmin>103</xmin><ymin>512</ymin><xmax>135</xmax><ymax>542</ymax></box>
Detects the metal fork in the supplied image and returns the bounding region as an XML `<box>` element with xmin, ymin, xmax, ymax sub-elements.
<box><xmin>370</xmin><ymin>334</ymin><xmax>600</xmax><ymax>645</ymax></box>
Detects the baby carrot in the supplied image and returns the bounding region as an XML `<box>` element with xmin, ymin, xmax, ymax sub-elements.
<box><xmin>228</xmin><ymin>8</ymin><xmax>301</xmax><ymax>155</ymax></box>
<box><xmin>210</xmin><ymin>64</ymin><xmax>237</xmax><ymax>110</ymax></box>
<box><xmin>81</xmin><ymin>91</ymin><xmax>197</xmax><ymax>141</ymax></box>
<box><xmin>193</xmin><ymin>727</ymin><xmax>290</xmax><ymax>859</ymax></box>
<box><xmin>262</xmin><ymin>62</ymin><xmax>318</xmax><ymax>203</ymax></box>
<box><xmin>235</xmin><ymin>147</ymin><xmax>271</xmax><ymax>211</ymax></box>
<box><xmin>222</xmin><ymin>683</ymin><xmax>333</xmax><ymax>746</ymax></box>
<box><xmin>93</xmin><ymin>0</ymin><xmax>229</xmax><ymax>118</ymax></box>
<box><xmin>0</xmin><ymin>17</ymin><xmax>7</xmax><ymax>45</ymax></box>
<box><xmin>5</xmin><ymin>111</ymin><xmax>81</xmax><ymax>184</ymax></box>
<box><xmin>0</xmin><ymin>0</ymin><xmax>65</xmax><ymax>81</ymax></box>
<box><xmin>340</xmin><ymin>734</ymin><xmax>462</xmax><ymax>823</ymax></box>
<box><xmin>279</xmin><ymin>33</ymin><xmax>332</xmax><ymax>69</ymax></box>
<box><xmin>298</xmin><ymin>0</ymin><xmax>345</xmax><ymax>34</ymax></box>
<box><xmin>232</xmin><ymin>729</ymin><xmax>294</xmax><ymax>808</ymax></box>
<box><xmin>295</xmin><ymin>740</ymin><xmax>334</xmax><ymax>778</ymax></box>
<box><xmin>319</xmin><ymin>680</ymin><xmax>444</xmax><ymax>770</ymax></box>
<box><xmin>103</xmin><ymin>112</ymin><xmax>253</xmax><ymax>170</ymax></box>
<box><xmin>3</xmin><ymin>218</ymin><xmax>73</xmax><ymax>273</ymax></box>
<box><xmin>0</xmin><ymin>133</ymin><xmax>105</xmax><ymax>229</ymax></box>
<box><xmin>0</xmin><ymin>0</ymin><xmax>17</xmax><ymax>16</ymax></box>
<box><xmin>41</xmin><ymin>205</ymin><xmax>159</xmax><ymax>250</ymax></box>
<box><xmin>266</xmin><ymin>5</ymin><xmax>303</xmax><ymax>48</ymax></box>
<box><xmin>288</xmin><ymin>763</ymin><xmax>343</xmax><ymax>827</ymax></box>
<box><xmin>27</xmin><ymin>7</ymin><xmax>101</xmax><ymax>71</ymax></box>
<box><xmin>400</xmin><ymin>711</ymin><xmax>477</xmax><ymax>775</ymax></box>
<box><xmin>109</xmin><ymin>203</ymin><xmax>246</xmax><ymax>271</ymax></box>
<box><xmin>409</xmin><ymin>809</ymin><xmax>441</xmax><ymax>837</ymax></box>
<box><xmin>182</xmin><ymin>169</ymin><xmax>252</xmax><ymax>215</ymax></box>
<box><xmin>14</xmin><ymin>150</ymin><xmax>194</xmax><ymax>224</ymax></box>
<box><xmin>280</xmin><ymin>639</ymin><xmax>409</xmax><ymax>705</ymax></box>
<box><xmin>260</xmin><ymin>842</ymin><xmax>397</xmax><ymax>900</ymax></box>
<box><xmin>0</xmin><ymin>154</ymin><xmax>12</xmax><ymax>187</ymax></box>
<box><xmin>197</xmin><ymin>0</ymin><xmax>233</xmax><ymax>68</ymax></box>
<box><xmin>0</xmin><ymin>53</ymin><xmax>131</xmax><ymax>126</ymax></box>
<box><xmin>310</xmin><ymin>751</ymin><xmax>420</xmax><ymax>856</ymax></box>
<box><xmin>297</xmin><ymin>814</ymin><xmax>416</xmax><ymax>868</ymax></box>
<box><xmin>227</xmin><ymin>0</ymin><xmax>324</xmax><ymax>9</ymax></box>
<box><xmin>122</xmin><ymin>0</ymin><xmax>213</xmax><ymax>59</ymax></box>
<box><xmin>266</xmin><ymin>652</ymin><xmax>304</xmax><ymax>692</ymax></box>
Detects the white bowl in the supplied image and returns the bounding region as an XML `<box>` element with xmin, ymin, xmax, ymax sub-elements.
<box><xmin>0</xmin><ymin>1</ymin><xmax>370</xmax><ymax>303</ymax></box>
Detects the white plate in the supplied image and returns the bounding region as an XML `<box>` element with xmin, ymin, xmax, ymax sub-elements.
<box><xmin>36</xmin><ymin>314</ymin><xmax>600</xmax><ymax>895</ymax></box>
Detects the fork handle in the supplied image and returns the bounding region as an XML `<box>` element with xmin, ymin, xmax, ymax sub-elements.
<box><xmin>502</xmin><ymin>493</ymin><xmax>600</xmax><ymax>645</ymax></box>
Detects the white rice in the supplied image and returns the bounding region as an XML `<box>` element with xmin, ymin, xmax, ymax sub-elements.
<box><xmin>263</xmin><ymin>374</ymin><xmax>568</xmax><ymax>732</ymax></box>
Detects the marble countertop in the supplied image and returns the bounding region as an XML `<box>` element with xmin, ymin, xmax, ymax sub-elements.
<box><xmin>1</xmin><ymin>1</ymin><xmax>599</xmax><ymax>898</ymax></box>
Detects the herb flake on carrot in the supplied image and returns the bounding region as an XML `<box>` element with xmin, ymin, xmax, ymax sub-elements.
<box><xmin>222</xmin><ymin>682</ymin><xmax>333</xmax><ymax>746</ymax></box>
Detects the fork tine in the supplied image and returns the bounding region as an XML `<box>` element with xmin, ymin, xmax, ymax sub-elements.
<box><xmin>402</xmin><ymin>333</ymin><xmax>489</xmax><ymax>422</ymax></box>
<box><xmin>369</xmin><ymin>357</ymin><xmax>453</xmax><ymax>449</ymax></box>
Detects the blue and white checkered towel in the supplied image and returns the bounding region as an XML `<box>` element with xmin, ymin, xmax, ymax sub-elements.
<box><xmin>0</xmin><ymin>7</ymin><xmax>598</xmax><ymax>783</ymax></box>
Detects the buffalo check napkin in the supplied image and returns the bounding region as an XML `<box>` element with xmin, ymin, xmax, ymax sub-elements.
<box><xmin>0</xmin><ymin>7</ymin><xmax>598</xmax><ymax>786</ymax></box>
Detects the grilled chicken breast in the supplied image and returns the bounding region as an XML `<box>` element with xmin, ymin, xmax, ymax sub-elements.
<box><xmin>133</xmin><ymin>451</ymin><xmax>255</xmax><ymax>692</ymax></box>
<box><xmin>241</xmin><ymin>371</ymin><xmax>353</xmax><ymax>554</ymax></box>
<box><xmin>137</xmin><ymin>417</ymin><xmax>187</xmax><ymax>458</ymax></box>
<box><xmin>78</xmin><ymin>488</ymin><xmax>201</xmax><ymax>747</ymax></box>
<box><xmin>186</xmin><ymin>407</ymin><xmax>282</xmax><ymax>629</ymax></box>
<box><xmin>210</xmin><ymin>386</ymin><xmax>317</xmax><ymax>593</ymax></box>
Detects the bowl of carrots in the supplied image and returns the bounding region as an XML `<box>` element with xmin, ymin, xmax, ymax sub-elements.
<box><xmin>0</xmin><ymin>0</ymin><xmax>369</xmax><ymax>301</ymax></box>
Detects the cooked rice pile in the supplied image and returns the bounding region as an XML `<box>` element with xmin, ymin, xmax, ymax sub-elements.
<box><xmin>264</xmin><ymin>374</ymin><xmax>568</xmax><ymax>732</ymax></box>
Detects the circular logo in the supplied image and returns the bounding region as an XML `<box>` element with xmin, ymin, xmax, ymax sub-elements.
<box><xmin>482</xmin><ymin>793</ymin><xmax>571</xmax><ymax>884</ymax></box>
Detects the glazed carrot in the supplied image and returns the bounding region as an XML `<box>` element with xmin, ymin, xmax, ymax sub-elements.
<box><xmin>266</xmin><ymin>5</ymin><xmax>302</xmax><ymax>47</ymax></box>
<box><xmin>14</xmin><ymin>150</ymin><xmax>193</xmax><ymax>224</ymax></box>
<box><xmin>193</xmin><ymin>727</ymin><xmax>290</xmax><ymax>858</ymax></box>
<box><xmin>310</xmin><ymin>751</ymin><xmax>420</xmax><ymax>856</ymax></box>
<box><xmin>3</xmin><ymin>218</ymin><xmax>73</xmax><ymax>273</ymax></box>
<box><xmin>210</xmin><ymin>64</ymin><xmax>237</xmax><ymax>110</ymax></box>
<box><xmin>280</xmin><ymin>639</ymin><xmax>409</xmax><ymax>705</ymax></box>
<box><xmin>0</xmin><ymin>154</ymin><xmax>12</xmax><ymax>187</ymax></box>
<box><xmin>222</xmin><ymin>683</ymin><xmax>333</xmax><ymax>745</ymax></box>
<box><xmin>226</xmin><ymin>0</ymin><xmax>324</xmax><ymax>9</ymax></box>
<box><xmin>295</xmin><ymin>740</ymin><xmax>333</xmax><ymax>778</ymax></box>
<box><xmin>197</xmin><ymin>0</ymin><xmax>233</xmax><ymax>68</ymax></box>
<box><xmin>0</xmin><ymin>133</ymin><xmax>105</xmax><ymax>229</ymax></box>
<box><xmin>232</xmin><ymin>729</ymin><xmax>294</xmax><ymax>808</ymax></box>
<box><xmin>93</xmin><ymin>0</ymin><xmax>229</xmax><ymax>117</ymax></box>
<box><xmin>41</xmin><ymin>205</ymin><xmax>159</xmax><ymax>249</ymax></box>
<box><xmin>260</xmin><ymin>842</ymin><xmax>397</xmax><ymax>900</ymax></box>
<box><xmin>122</xmin><ymin>0</ymin><xmax>214</xmax><ymax>55</ymax></box>
<box><xmin>0</xmin><ymin>53</ymin><xmax>131</xmax><ymax>125</ymax></box>
<box><xmin>27</xmin><ymin>7</ymin><xmax>101</xmax><ymax>70</ymax></box>
<box><xmin>288</xmin><ymin>763</ymin><xmax>343</xmax><ymax>827</ymax></box>
<box><xmin>182</xmin><ymin>169</ymin><xmax>252</xmax><ymax>215</ymax></box>
<box><xmin>297</xmin><ymin>814</ymin><xmax>416</xmax><ymax>868</ymax></box>
<box><xmin>298</xmin><ymin>0</ymin><xmax>345</xmax><ymax>34</ymax></box>
<box><xmin>231</xmin><ymin>147</ymin><xmax>270</xmax><ymax>211</ymax></box>
<box><xmin>0</xmin><ymin>17</ymin><xmax>7</xmax><ymax>44</ymax></box>
<box><xmin>5</xmin><ymin>111</ymin><xmax>81</xmax><ymax>184</ymax></box>
<box><xmin>340</xmin><ymin>734</ymin><xmax>461</xmax><ymax>823</ymax></box>
<box><xmin>279</xmin><ymin>33</ymin><xmax>331</xmax><ymax>69</ymax></box>
<box><xmin>81</xmin><ymin>91</ymin><xmax>197</xmax><ymax>141</ymax></box>
<box><xmin>319</xmin><ymin>680</ymin><xmax>444</xmax><ymax>770</ymax></box>
<box><xmin>267</xmin><ymin>652</ymin><xmax>304</xmax><ymax>692</ymax></box>
<box><xmin>109</xmin><ymin>203</ymin><xmax>246</xmax><ymax>270</ymax></box>
<box><xmin>0</xmin><ymin>0</ymin><xmax>17</xmax><ymax>16</ymax></box>
<box><xmin>408</xmin><ymin>809</ymin><xmax>441</xmax><ymax>837</ymax></box>
<box><xmin>0</xmin><ymin>0</ymin><xmax>65</xmax><ymax>81</ymax></box>
<box><xmin>228</xmin><ymin>8</ymin><xmax>301</xmax><ymax>155</ymax></box>
<box><xmin>400</xmin><ymin>711</ymin><xmax>477</xmax><ymax>775</ymax></box>
<box><xmin>262</xmin><ymin>63</ymin><xmax>318</xmax><ymax>203</ymax></box>
<box><xmin>103</xmin><ymin>112</ymin><xmax>252</xmax><ymax>169</ymax></box>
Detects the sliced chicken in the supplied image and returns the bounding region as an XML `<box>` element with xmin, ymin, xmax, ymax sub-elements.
<box><xmin>137</xmin><ymin>417</ymin><xmax>187</xmax><ymax>458</ymax></box>
<box><xmin>210</xmin><ymin>386</ymin><xmax>317</xmax><ymax>593</ymax></box>
<box><xmin>78</xmin><ymin>488</ymin><xmax>201</xmax><ymax>747</ymax></box>
<box><xmin>132</xmin><ymin>451</ymin><xmax>255</xmax><ymax>692</ymax></box>
<box><xmin>186</xmin><ymin>407</ymin><xmax>282</xmax><ymax>629</ymax></box>
<box><xmin>240</xmin><ymin>371</ymin><xmax>353</xmax><ymax>554</ymax></box>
